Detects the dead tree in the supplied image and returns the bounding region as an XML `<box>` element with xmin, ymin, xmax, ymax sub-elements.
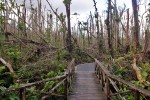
<box><xmin>63</xmin><ymin>0</ymin><xmax>73</xmax><ymax>53</ymax></box>
<box><xmin>100</xmin><ymin>16</ymin><xmax>105</xmax><ymax>52</ymax></box>
<box><xmin>113</xmin><ymin>0</ymin><xmax>119</xmax><ymax>51</ymax></box>
<box><xmin>106</xmin><ymin>0</ymin><xmax>114</xmax><ymax>58</ymax></box>
<box><xmin>93</xmin><ymin>0</ymin><xmax>103</xmax><ymax>53</ymax></box>
<box><xmin>37</xmin><ymin>0</ymin><xmax>42</xmax><ymax>34</ymax></box>
<box><xmin>22</xmin><ymin>0</ymin><xmax>27</xmax><ymax>37</ymax></box>
<box><xmin>126</xmin><ymin>9</ymin><xmax>130</xmax><ymax>53</ymax></box>
<box><xmin>132</xmin><ymin>0</ymin><xmax>140</xmax><ymax>51</ymax></box>
<box><xmin>89</xmin><ymin>11</ymin><xmax>94</xmax><ymax>45</ymax></box>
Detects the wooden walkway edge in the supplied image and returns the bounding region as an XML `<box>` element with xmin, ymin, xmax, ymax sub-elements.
<box><xmin>68</xmin><ymin>63</ymin><xmax>106</xmax><ymax>100</ymax></box>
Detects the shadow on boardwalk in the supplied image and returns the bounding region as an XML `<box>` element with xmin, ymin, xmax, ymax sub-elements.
<box><xmin>68</xmin><ymin>63</ymin><xmax>106</xmax><ymax>100</ymax></box>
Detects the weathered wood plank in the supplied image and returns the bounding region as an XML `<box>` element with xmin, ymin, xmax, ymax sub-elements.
<box><xmin>68</xmin><ymin>63</ymin><xmax>106</xmax><ymax>100</ymax></box>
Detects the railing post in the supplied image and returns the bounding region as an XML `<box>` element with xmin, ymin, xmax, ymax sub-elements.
<box><xmin>134</xmin><ymin>91</ymin><xmax>140</xmax><ymax>100</ymax></box>
<box><xmin>101</xmin><ymin>73</ymin><xmax>104</xmax><ymax>91</ymax></box>
<box><xmin>95</xmin><ymin>64</ymin><xmax>98</xmax><ymax>77</ymax></box>
<box><xmin>95</xmin><ymin>63</ymin><xmax>97</xmax><ymax>74</ymax></box>
<box><xmin>20</xmin><ymin>88</ymin><xmax>26</xmax><ymax>100</ymax></box>
<box><xmin>99</xmin><ymin>67</ymin><xmax>101</xmax><ymax>80</ymax></box>
<box><xmin>64</xmin><ymin>75</ymin><xmax>68</xmax><ymax>99</ymax></box>
<box><xmin>106</xmin><ymin>76</ymin><xmax>110</xmax><ymax>100</ymax></box>
<box><xmin>68</xmin><ymin>72</ymin><xmax>71</xmax><ymax>90</ymax></box>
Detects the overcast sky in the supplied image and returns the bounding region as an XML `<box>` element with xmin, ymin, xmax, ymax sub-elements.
<box><xmin>15</xmin><ymin>0</ymin><xmax>132</xmax><ymax>12</ymax></box>
<box><xmin>13</xmin><ymin>0</ymin><xmax>149</xmax><ymax>24</ymax></box>
<box><xmin>14</xmin><ymin>0</ymin><xmax>133</xmax><ymax>22</ymax></box>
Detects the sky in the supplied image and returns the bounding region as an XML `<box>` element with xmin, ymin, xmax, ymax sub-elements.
<box><xmin>14</xmin><ymin>0</ymin><xmax>132</xmax><ymax>13</ymax></box>
<box><xmin>7</xmin><ymin>0</ymin><xmax>150</xmax><ymax>25</ymax></box>
<box><xmin>13</xmin><ymin>0</ymin><xmax>134</xmax><ymax>24</ymax></box>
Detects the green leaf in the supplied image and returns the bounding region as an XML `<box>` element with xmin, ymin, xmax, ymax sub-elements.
<box><xmin>0</xmin><ymin>66</ymin><xmax>5</xmax><ymax>72</ymax></box>
<box><xmin>115</xmin><ymin>57</ymin><xmax>124</xmax><ymax>63</ymax></box>
<box><xmin>47</xmin><ymin>71</ymin><xmax>54</xmax><ymax>78</ymax></box>
<box><xmin>9</xmin><ymin>96</ymin><xmax>19</xmax><ymax>100</ymax></box>
<box><xmin>0</xmin><ymin>80</ymin><xmax>5</xmax><ymax>84</ymax></box>
<box><xmin>9</xmin><ymin>92</ymin><xmax>19</xmax><ymax>100</ymax></box>
<box><xmin>141</xmin><ymin>71</ymin><xmax>148</xmax><ymax>78</ymax></box>
<box><xmin>0</xmin><ymin>86</ymin><xmax>6</xmax><ymax>91</ymax></box>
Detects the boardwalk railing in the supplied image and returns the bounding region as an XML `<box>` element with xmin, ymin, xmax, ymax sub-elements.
<box><xmin>0</xmin><ymin>58</ymin><xmax>75</xmax><ymax>100</ymax></box>
<box><xmin>95</xmin><ymin>59</ymin><xmax>150</xmax><ymax>100</ymax></box>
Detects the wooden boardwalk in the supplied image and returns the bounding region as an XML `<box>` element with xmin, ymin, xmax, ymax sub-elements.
<box><xmin>68</xmin><ymin>63</ymin><xmax>106</xmax><ymax>100</ymax></box>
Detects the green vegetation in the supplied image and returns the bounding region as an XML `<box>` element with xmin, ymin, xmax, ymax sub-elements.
<box><xmin>0</xmin><ymin>0</ymin><xmax>150</xmax><ymax>99</ymax></box>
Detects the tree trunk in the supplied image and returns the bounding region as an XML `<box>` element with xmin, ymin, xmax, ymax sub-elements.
<box><xmin>126</xmin><ymin>9</ymin><xmax>130</xmax><ymax>53</ymax></box>
<box><xmin>106</xmin><ymin>0</ymin><xmax>114</xmax><ymax>58</ymax></box>
<box><xmin>87</xmin><ymin>19</ymin><xmax>90</xmax><ymax>46</ymax></box>
<box><xmin>100</xmin><ymin>17</ymin><xmax>105</xmax><ymax>52</ymax></box>
<box><xmin>143</xmin><ymin>29</ymin><xmax>150</xmax><ymax>58</ymax></box>
<box><xmin>65</xmin><ymin>2</ymin><xmax>72</xmax><ymax>53</ymax></box>
<box><xmin>132</xmin><ymin>0</ymin><xmax>140</xmax><ymax>51</ymax></box>
<box><xmin>93</xmin><ymin>0</ymin><xmax>103</xmax><ymax>54</ymax></box>
<box><xmin>55</xmin><ymin>9</ymin><xmax>58</xmax><ymax>43</ymax></box>
<box><xmin>23</xmin><ymin>0</ymin><xmax>27</xmax><ymax>38</ymax></box>
<box><xmin>37</xmin><ymin>0</ymin><xmax>42</xmax><ymax>34</ymax></box>
<box><xmin>114</xmin><ymin>0</ymin><xmax>119</xmax><ymax>51</ymax></box>
<box><xmin>90</xmin><ymin>11</ymin><xmax>94</xmax><ymax>45</ymax></box>
<box><xmin>4</xmin><ymin>0</ymin><xmax>9</xmax><ymax>40</ymax></box>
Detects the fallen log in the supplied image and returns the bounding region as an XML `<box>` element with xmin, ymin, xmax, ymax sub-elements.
<box><xmin>0</xmin><ymin>58</ymin><xmax>15</xmax><ymax>74</ymax></box>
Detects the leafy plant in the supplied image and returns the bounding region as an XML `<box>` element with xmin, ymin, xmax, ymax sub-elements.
<box><xmin>57</xmin><ymin>64</ymin><xmax>65</xmax><ymax>72</ymax></box>
<box><xmin>6</xmin><ymin>48</ymin><xmax>21</xmax><ymax>66</ymax></box>
<box><xmin>47</xmin><ymin>71</ymin><xmax>55</xmax><ymax>78</ymax></box>
<box><xmin>0</xmin><ymin>66</ymin><xmax>5</xmax><ymax>73</ymax></box>
<box><xmin>0</xmin><ymin>66</ymin><xmax>6</xmax><ymax>91</ymax></box>
<box><xmin>9</xmin><ymin>92</ymin><xmax>19</xmax><ymax>100</ymax></box>
<box><xmin>42</xmin><ymin>81</ymin><xmax>56</xmax><ymax>92</ymax></box>
<box><xmin>115</xmin><ymin>57</ymin><xmax>124</xmax><ymax>63</ymax></box>
<box><xmin>0</xmin><ymin>86</ymin><xmax>6</xmax><ymax>91</ymax></box>
<box><xmin>141</xmin><ymin>71</ymin><xmax>148</xmax><ymax>80</ymax></box>
<box><xmin>131</xmin><ymin>81</ymin><xmax>145</xmax><ymax>88</ymax></box>
<box><xmin>0</xmin><ymin>92</ymin><xmax>20</xmax><ymax>100</ymax></box>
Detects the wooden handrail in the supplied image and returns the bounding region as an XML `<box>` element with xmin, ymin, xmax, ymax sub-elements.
<box><xmin>0</xmin><ymin>58</ymin><xmax>75</xmax><ymax>100</ymax></box>
<box><xmin>95</xmin><ymin>59</ymin><xmax>150</xmax><ymax>100</ymax></box>
<box><xmin>0</xmin><ymin>75</ymin><xmax>66</xmax><ymax>94</ymax></box>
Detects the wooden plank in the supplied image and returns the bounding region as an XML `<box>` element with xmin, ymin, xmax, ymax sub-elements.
<box><xmin>68</xmin><ymin>63</ymin><xmax>106</xmax><ymax>100</ymax></box>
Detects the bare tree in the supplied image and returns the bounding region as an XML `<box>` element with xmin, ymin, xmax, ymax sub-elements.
<box><xmin>63</xmin><ymin>0</ymin><xmax>73</xmax><ymax>53</ymax></box>
<box><xmin>106</xmin><ymin>0</ymin><xmax>114</xmax><ymax>58</ymax></box>
<box><xmin>37</xmin><ymin>0</ymin><xmax>42</xmax><ymax>34</ymax></box>
<box><xmin>132</xmin><ymin>0</ymin><xmax>140</xmax><ymax>51</ymax></box>
<box><xmin>93</xmin><ymin>0</ymin><xmax>103</xmax><ymax>53</ymax></box>
<box><xmin>126</xmin><ymin>9</ymin><xmax>130</xmax><ymax>53</ymax></box>
<box><xmin>22</xmin><ymin>0</ymin><xmax>27</xmax><ymax>37</ymax></box>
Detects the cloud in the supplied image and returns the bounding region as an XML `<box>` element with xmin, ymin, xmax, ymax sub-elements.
<box><xmin>71</xmin><ymin>0</ymin><xmax>94</xmax><ymax>13</ymax></box>
<box><xmin>13</xmin><ymin>0</ymin><xmax>135</xmax><ymax>22</ymax></box>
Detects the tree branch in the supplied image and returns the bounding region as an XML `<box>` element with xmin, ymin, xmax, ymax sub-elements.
<box><xmin>0</xmin><ymin>58</ymin><xmax>15</xmax><ymax>74</ymax></box>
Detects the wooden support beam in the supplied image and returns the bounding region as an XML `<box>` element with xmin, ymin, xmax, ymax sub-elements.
<box><xmin>106</xmin><ymin>77</ymin><xmax>110</xmax><ymax>100</ymax></box>
<box><xmin>20</xmin><ymin>88</ymin><xmax>26</xmax><ymax>100</ymax></box>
